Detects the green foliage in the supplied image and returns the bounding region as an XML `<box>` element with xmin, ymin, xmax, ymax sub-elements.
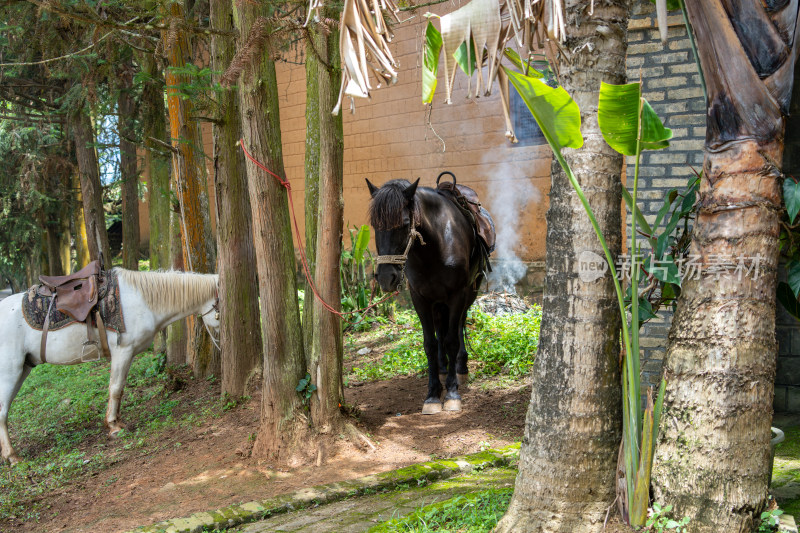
<box><xmin>757</xmin><ymin>509</ymin><xmax>784</xmax><ymax>532</ymax></box>
<box><xmin>0</xmin><ymin>119</ymin><xmax>66</xmax><ymax>286</ymax></box>
<box><xmin>784</xmin><ymin>176</ymin><xmax>800</xmax><ymax>224</ymax></box>
<box><xmin>422</xmin><ymin>22</ymin><xmax>443</xmax><ymax>104</ymax></box>
<box><xmin>368</xmin><ymin>488</ymin><xmax>513</xmax><ymax>532</ymax></box>
<box><xmin>454</xmin><ymin>38</ymin><xmax>478</xmax><ymax>77</ymax></box>
<box><xmin>296</xmin><ymin>372</ymin><xmax>317</xmax><ymax>402</ymax></box>
<box><xmin>340</xmin><ymin>225</ymin><xmax>392</xmax><ymax>331</ymax></box>
<box><xmin>644</xmin><ymin>503</ymin><xmax>691</xmax><ymax>532</ymax></box>
<box><xmin>347</xmin><ymin>306</ymin><xmax>542</xmax><ymax>382</ymax></box>
<box><xmin>0</xmin><ymin>353</ymin><xmax>227</xmax><ymax>524</ymax></box>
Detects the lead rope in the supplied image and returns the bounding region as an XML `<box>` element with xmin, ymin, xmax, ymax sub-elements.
<box><xmin>239</xmin><ymin>140</ymin><xmax>399</xmax><ymax>325</ymax></box>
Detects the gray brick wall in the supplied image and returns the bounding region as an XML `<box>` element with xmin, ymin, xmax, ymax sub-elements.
<box><xmin>628</xmin><ymin>1</ymin><xmax>800</xmax><ymax>412</ymax></box>
<box><xmin>626</xmin><ymin>2</ymin><xmax>705</xmax><ymax>391</ymax></box>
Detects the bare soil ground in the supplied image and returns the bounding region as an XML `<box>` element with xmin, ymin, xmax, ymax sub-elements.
<box><xmin>11</xmin><ymin>372</ymin><xmax>531</xmax><ymax>533</ymax></box>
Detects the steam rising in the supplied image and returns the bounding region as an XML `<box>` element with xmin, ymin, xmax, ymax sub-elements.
<box><xmin>485</xmin><ymin>161</ymin><xmax>540</xmax><ymax>293</ymax></box>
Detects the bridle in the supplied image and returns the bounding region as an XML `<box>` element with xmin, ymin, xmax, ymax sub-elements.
<box><xmin>198</xmin><ymin>291</ymin><xmax>221</xmax><ymax>350</ymax></box>
<box><xmin>375</xmin><ymin>208</ymin><xmax>426</xmax><ymax>267</ymax></box>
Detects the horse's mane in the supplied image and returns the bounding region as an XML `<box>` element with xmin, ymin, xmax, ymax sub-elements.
<box><xmin>114</xmin><ymin>268</ymin><xmax>218</xmax><ymax>314</ymax></box>
<box><xmin>368</xmin><ymin>179</ymin><xmax>420</xmax><ymax>230</ymax></box>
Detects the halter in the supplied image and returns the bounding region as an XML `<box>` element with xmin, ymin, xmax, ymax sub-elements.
<box><xmin>375</xmin><ymin>208</ymin><xmax>426</xmax><ymax>266</ymax></box>
<box><xmin>198</xmin><ymin>291</ymin><xmax>221</xmax><ymax>350</ymax></box>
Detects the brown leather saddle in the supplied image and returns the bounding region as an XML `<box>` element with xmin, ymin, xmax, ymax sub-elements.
<box><xmin>37</xmin><ymin>258</ymin><xmax>111</xmax><ymax>363</ymax></box>
<box><xmin>435</xmin><ymin>171</ymin><xmax>496</xmax><ymax>280</ymax></box>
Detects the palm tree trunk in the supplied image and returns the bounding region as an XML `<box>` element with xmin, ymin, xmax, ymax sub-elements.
<box><xmin>209</xmin><ymin>0</ymin><xmax>263</xmax><ymax>398</ymax></box>
<box><xmin>652</xmin><ymin>1</ymin><xmax>799</xmax><ymax>530</ymax></box>
<box><xmin>495</xmin><ymin>1</ymin><xmax>629</xmax><ymax>531</ymax></box>
<box><xmin>162</xmin><ymin>0</ymin><xmax>218</xmax><ymax>378</ymax></box>
<box><xmin>232</xmin><ymin>2</ymin><xmax>307</xmax><ymax>460</ymax></box>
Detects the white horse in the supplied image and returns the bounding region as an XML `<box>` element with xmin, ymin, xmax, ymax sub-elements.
<box><xmin>0</xmin><ymin>268</ymin><xmax>220</xmax><ymax>464</ymax></box>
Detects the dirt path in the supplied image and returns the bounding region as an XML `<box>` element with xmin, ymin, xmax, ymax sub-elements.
<box><xmin>16</xmin><ymin>377</ymin><xmax>530</xmax><ymax>533</ymax></box>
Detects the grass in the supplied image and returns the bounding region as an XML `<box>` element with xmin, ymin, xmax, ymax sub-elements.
<box><xmin>346</xmin><ymin>305</ymin><xmax>542</xmax><ymax>383</ymax></box>
<box><xmin>367</xmin><ymin>488</ymin><xmax>514</xmax><ymax>532</ymax></box>
<box><xmin>0</xmin><ymin>352</ymin><xmax>224</xmax><ymax>524</ymax></box>
<box><xmin>772</xmin><ymin>425</ymin><xmax>800</xmax><ymax>518</ymax></box>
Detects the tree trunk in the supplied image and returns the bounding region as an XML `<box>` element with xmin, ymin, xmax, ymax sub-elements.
<box><xmin>162</xmin><ymin>0</ymin><xmax>218</xmax><ymax>378</ymax></box>
<box><xmin>71</xmin><ymin>107</ymin><xmax>111</xmax><ymax>264</ymax></box>
<box><xmin>72</xmin><ymin>170</ymin><xmax>90</xmax><ymax>270</ymax></box>
<box><xmin>232</xmin><ymin>1</ymin><xmax>307</xmax><ymax>460</ymax></box>
<box><xmin>167</xmin><ymin>198</ymin><xmax>188</xmax><ymax>367</ymax></box>
<box><xmin>309</xmin><ymin>25</ymin><xmax>345</xmax><ymax>431</ymax></box>
<box><xmin>495</xmin><ymin>2</ymin><xmax>628</xmax><ymax>531</ymax></box>
<box><xmin>141</xmin><ymin>54</ymin><xmax>172</xmax><ymax>272</ymax></box>
<box><xmin>652</xmin><ymin>2</ymin><xmax>799</xmax><ymax>531</ymax></box>
<box><xmin>118</xmin><ymin>55</ymin><xmax>140</xmax><ymax>271</ymax></box>
<box><xmin>210</xmin><ymin>0</ymin><xmax>263</xmax><ymax>398</ymax></box>
<box><xmin>303</xmin><ymin>36</ymin><xmax>321</xmax><ymax>362</ymax></box>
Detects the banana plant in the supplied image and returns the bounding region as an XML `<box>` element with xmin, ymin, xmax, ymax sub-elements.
<box><xmin>597</xmin><ymin>80</ymin><xmax>672</xmax><ymax>526</ymax></box>
<box><xmin>505</xmin><ymin>58</ymin><xmax>673</xmax><ymax>526</ymax></box>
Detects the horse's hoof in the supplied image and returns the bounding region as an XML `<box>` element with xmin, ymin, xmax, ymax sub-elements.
<box><xmin>457</xmin><ymin>373</ymin><xmax>468</xmax><ymax>389</ymax></box>
<box><xmin>443</xmin><ymin>398</ymin><xmax>462</xmax><ymax>412</ymax></box>
<box><xmin>422</xmin><ymin>401</ymin><xmax>442</xmax><ymax>415</ymax></box>
<box><xmin>7</xmin><ymin>454</ymin><xmax>21</xmax><ymax>466</ymax></box>
<box><xmin>108</xmin><ymin>424</ymin><xmax>125</xmax><ymax>438</ymax></box>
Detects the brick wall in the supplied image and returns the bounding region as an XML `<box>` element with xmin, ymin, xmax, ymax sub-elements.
<box><xmin>626</xmin><ymin>2</ymin><xmax>706</xmax><ymax>391</ymax></box>
<box><xmin>273</xmin><ymin>2</ymin><xmax>551</xmax><ymax>287</ymax></box>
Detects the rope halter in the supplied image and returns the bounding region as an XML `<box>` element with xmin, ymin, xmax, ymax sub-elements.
<box><xmin>375</xmin><ymin>203</ymin><xmax>426</xmax><ymax>268</ymax></box>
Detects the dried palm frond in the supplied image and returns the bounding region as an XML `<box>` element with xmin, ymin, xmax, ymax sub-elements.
<box><xmin>431</xmin><ymin>0</ymin><xmax>565</xmax><ymax>141</ymax></box>
<box><xmin>332</xmin><ymin>0</ymin><xmax>400</xmax><ymax>114</ymax></box>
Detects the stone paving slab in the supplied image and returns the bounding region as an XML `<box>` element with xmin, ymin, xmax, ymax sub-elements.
<box><xmin>129</xmin><ymin>444</ymin><xmax>520</xmax><ymax>533</ymax></box>
<box><xmin>238</xmin><ymin>466</ymin><xmax>517</xmax><ymax>532</ymax></box>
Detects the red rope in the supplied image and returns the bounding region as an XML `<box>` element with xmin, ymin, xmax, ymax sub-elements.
<box><xmin>239</xmin><ymin>139</ymin><xmax>398</xmax><ymax>322</ymax></box>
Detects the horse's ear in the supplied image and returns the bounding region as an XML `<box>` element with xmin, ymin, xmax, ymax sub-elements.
<box><xmin>366</xmin><ymin>178</ymin><xmax>379</xmax><ymax>197</ymax></box>
<box><xmin>403</xmin><ymin>178</ymin><xmax>420</xmax><ymax>202</ymax></box>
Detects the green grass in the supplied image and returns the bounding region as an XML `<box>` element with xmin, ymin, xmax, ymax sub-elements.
<box><xmin>772</xmin><ymin>425</ymin><xmax>800</xmax><ymax>517</ymax></box>
<box><xmin>367</xmin><ymin>488</ymin><xmax>513</xmax><ymax>532</ymax></box>
<box><xmin>0</xmin><ymin>352</ymin><xmax>224</xmax><ymax>524</ymax></box>
<box><xmin>347</xmin><ymin>306</ymin><xmax>542</xmax><ymax>383</ymax></box>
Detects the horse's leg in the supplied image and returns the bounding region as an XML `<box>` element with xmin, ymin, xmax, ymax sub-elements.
<box><xmin>0</xmin><ymin>363</ymin><xmax>31</xmax><ymax>465</ymax></box>
<box><xmin>456</xmin><ymin>307</ymin><xmax>469</xmax><ymax>390</ymax></box>
<box><xmin>105</xmin><ymin>349</ymin><xmax>134</xmax><ymax>436</ymax></box>
<box><xmin>410</xmin><ymin>290</ymin><xmax>442</xmax><ymax>414</ymax></box>
<box><xmin>457</xmin><ymin>282</ymin><xmax>480</xmax><ymax>389</ymax></box>
<box><xmin>435</xmin><ymin>305</ymin><xmax>449</xmax><ymax>390</ymax></box>
<box><xmin>443</xmin><ymin>297</ymin><xmax>469</xmax><ymax>412</ymax></box>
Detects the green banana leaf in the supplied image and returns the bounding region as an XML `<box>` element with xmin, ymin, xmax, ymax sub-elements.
<box><xmin>503</xmin><ymin>67</ymin><xmax>583</xmax><ymax>153</ymax></box>
<box><xmin>454</xmin><ymin>38</ymin><xmax>477</xmax><ymax>77</ymax></box>
<box><xmin>353</xmin><ymin>225</ymin><xmax>370</xmax><ymax>267</ymax></box>
<box><xmin>422</xmin><ymin>22</ymin><xmax>442</xmax><ymax>104</ymax></box>
<box><xmin>597</xmin><ymin>81</ymin><xmax>672</xmax><ymax>156</ymax></box>
<box><xmin>503</xmin><ymin>48</ymin><xmax>544</xmax><ymax>77</ymax></box>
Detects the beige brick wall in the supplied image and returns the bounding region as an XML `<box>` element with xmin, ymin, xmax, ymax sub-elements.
<box><xmin>275</xmin><ymin>3</ymin><xmax>552</xmax><ymax>262</ymax></box>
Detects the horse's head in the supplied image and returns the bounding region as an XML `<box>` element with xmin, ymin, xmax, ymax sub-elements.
<box><xmin>199</xmin><ymin>292</ymin><xmax>220</xmax><ymax>335</ymax></box>
<box><xmin>366</xmin><ymin>177</ymin><xmax>420</xmax><ymax>292</ymax></box>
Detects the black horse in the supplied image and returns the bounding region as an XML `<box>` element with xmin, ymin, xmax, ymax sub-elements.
<box><xmin>366</xmin><ymin>177</ymin><xmax>489</xmax><ymax>414</ymax></box>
